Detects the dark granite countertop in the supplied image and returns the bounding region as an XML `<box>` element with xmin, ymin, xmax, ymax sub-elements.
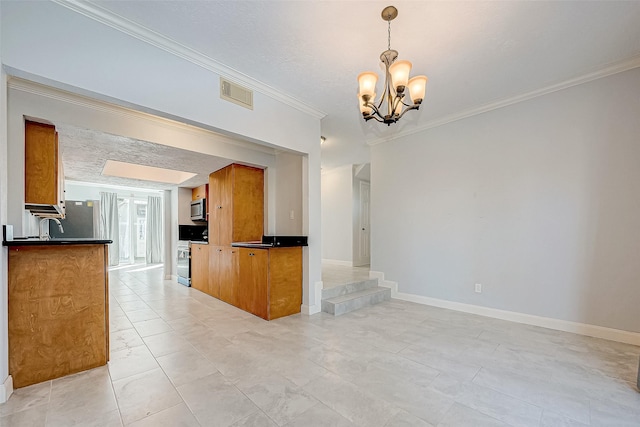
<box><xmin>231</xmin><ymin>241</ymin><xmax>275</xmax><ymax>249</ymax></box>
<box><xmin>3</xmin><ymin>238</ymin><xmax>112</xmax><ymax>246</ymax></box>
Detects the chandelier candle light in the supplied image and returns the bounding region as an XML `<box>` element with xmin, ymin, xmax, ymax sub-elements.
<box><xmin>357</xmin><ymin>5</ymin><xmax>428</xmax><ymax>125</ymax></box>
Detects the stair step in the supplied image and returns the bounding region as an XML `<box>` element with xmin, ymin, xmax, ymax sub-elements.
<box><xmin>321</xmin><ymin>278</ymin><xmax>379</xmax><ymax>300</ymax></box>
<box><xmin>321</xmin><ymin>286</ymin><xmax>391</xmax><ymax>316</ymax></box>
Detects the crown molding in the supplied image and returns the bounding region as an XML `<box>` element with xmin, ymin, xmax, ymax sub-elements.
<box><xmin>51</xmin><ymin>0</ymin><xmax>326</xmax><ymax>120</ymax></box>
<box><xmin>367</xmin><ymin>54</ymin><xmax>640</xmax><ymax>146</ymax></box>
<box><xmin>7</xmin><ymin>76</ymin><xmax>278</xmax><ymax>156</ymax></box>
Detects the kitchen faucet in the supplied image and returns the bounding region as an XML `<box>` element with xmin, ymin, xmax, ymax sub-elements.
<box><xmin>39</xmin><ymin>217</ymin><xmax>64</xmax><ymax>240</ymax></box>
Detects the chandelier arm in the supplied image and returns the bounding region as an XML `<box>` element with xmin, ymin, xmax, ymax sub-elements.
<box><xmin>391</xmin><ymin>94</ymin><xmax>405</xmax><ymax>116</ymax></box>
<box><xmin>396</xmin><ymin>104</ymin><xmax>420</xmax><ymax>120</ymax></box>
<box><xmin>365</xmin><ymin>101</ymin><xmax>383</xmax><ymax>118</ymax></box>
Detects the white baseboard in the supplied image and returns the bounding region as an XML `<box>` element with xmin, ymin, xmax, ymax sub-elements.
<box><xmin>0</xmin><ymin>375</ymin><xmax>13</xmax><ymax>403</ymax></box>
<box><xmin>322</xmin><ymin>259</ymin><xmax>353</xmax><ymax>267</ymax></box>
<box><xmin>370</xmin><ymin>271</ymin><xmax>640</xmax><ymax>346</ymax></box>
<box><xmin>301</xmin><ymin>281</ymin><xmax>323</xmax><ymax>315</ymax></box>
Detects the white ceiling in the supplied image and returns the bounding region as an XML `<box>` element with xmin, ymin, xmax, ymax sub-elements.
<box><xmin>85</xmin><ymin>0</ymin><xmax>640</xmax><ymax>170</ymax></box>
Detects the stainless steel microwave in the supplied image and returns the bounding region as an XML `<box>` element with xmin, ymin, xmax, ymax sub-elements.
<box><xmin>190</xmin><ymin>198</ymin><xmax>206</xmax><ymax>221</ymax></box>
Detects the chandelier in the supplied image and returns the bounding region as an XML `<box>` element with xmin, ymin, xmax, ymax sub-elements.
<box><xmin>357</xmin><ymin>6</ymin><xmax>428</xmax><ymax>126</ymax></box>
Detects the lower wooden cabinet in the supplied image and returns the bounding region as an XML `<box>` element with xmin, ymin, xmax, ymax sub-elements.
<box><xmin>189</xmin><ymin>244</ymin><xmax>302</xmax><ymax>320</ymax></box>
<box><xmin>191</xmin><ymin>243</ymin><xmax>209</xmax><ymax>292</ymax></box>
<box><xmin>238</xmin><ymin>247</ymin><xmax>302</xmax><ymax>320</ymax></box>
<box><xmin>238</xmin><ymin>248</ymin><xmax>269</xmax><ymax>319</ymax></box>
<box><xmin>219</xmin><ymin>246</ymin><xmax>239</xmax><ymax>306</ymax></box>
<box><xmin>8</xmin><ymin>244</ymin><xmax>109</xmax><ymax>388</ymax></box>
<box><xmin>209</xmin><ymin>246</ymin><xmax>222</xmax><ymax>298</ymax></box>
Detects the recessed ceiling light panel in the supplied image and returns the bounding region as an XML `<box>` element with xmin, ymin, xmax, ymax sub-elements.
<box><xmin>102</xmin><ymin>160</ymin><xmax>197</xmax><ymax>184</ymax></box>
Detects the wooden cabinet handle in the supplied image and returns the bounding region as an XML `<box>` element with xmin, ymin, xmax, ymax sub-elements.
<box><xmin>249</xmin><ymin>252</ymin><xmax>254</xmax><ymax>256</ymax></box>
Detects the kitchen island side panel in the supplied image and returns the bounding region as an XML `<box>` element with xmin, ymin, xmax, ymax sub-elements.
<box><xmin>8</xmin><ymin>244</ymin><xmax>108</xmax><ymax>388</ymax></box>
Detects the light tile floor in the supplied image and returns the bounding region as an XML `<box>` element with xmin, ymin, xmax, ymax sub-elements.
<box><xmin>1</xmin><ymin>264</ymin><xmax>639</xmax><ymax>426</ymax></box>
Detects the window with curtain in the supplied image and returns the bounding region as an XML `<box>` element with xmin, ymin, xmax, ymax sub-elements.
<box><xmin>145</xmin><ymin>195</ymin><xmax>163</xmax><ymax>264</ymax></box>
<box><xmin>100</xmin><ymin>192</ymin><xmax>120</xmax><ymax>266</ymax></box>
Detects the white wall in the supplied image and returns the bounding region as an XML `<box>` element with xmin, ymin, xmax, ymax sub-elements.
<box><xmin>274</xmin><ymin>152</ymin><xmax>303</xmax><ymax>235</ymax></box>
<box><xmin>170</xmin><ymin>188</ymin><xmax>179</xmax><ymax>278</ymax></box>
<box><xmin>177</xmin><ymin>187</ymin><xmax>197</xmax><ymax>225</ymax></box>
<box><xmin>321</xmin><ymin>166</ymin><xmax>353</xmax><ymax>264</ymax></box>
<box><xmin>0</xmin><ymin>58</ymin><xmax>11</xmax><ymax>401</ymax></box>
<box><xmin>371</xmin><ymin>67</ymin><xmax>640</xmax><ymax>333</ymax></box>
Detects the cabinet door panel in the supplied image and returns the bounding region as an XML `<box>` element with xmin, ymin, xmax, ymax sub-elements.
<box><xmin>219</xmin><ymin>167</ymin><xmax>233</xmax><ymax>246</ymax></box>
<box><xmin>25</xmin><ymin>121</ymin><xmax>58</xmax><ymax>206</ymax></box>
<box><xmin>208</xmin><ymin>246</ymin><xmax>222</xmax><ymax>298</ymax></box>
<box><xmin>232</xmin><ymin>165</ymin><xmax>264</xmax><ymax>243</ymax></box>
<box><xmin>191</xmin><ymin>244</ymin><xmax>209</xmax><ymax>293</ymax></box>
<box><xmin>238</xmin><ymin>248</ymin><xmax>268</xmax><ymax>319</ymax></box>
<box><xmin>208</xmin><ymin>173</ymin><xmax>220</xmax><ymax>245</ymax></box>
<box><xmin>219</xmin><ymin>246</ymin><xmax>238</xmax><ymax>305</ymax></box>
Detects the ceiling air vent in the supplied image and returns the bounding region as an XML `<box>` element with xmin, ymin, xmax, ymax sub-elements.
<box><xmin>220</xmin><ymin>78</ymin><xmax>253</xmax><ymax>110</ymax></box>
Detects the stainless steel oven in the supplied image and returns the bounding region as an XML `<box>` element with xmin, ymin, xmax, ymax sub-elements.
<box><xmin>177</xmin><ymin>244</ymin><xmax>191</xmax><ymax>286</ymax></box>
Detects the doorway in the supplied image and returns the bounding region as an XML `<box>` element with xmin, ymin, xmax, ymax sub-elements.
<box><xmin>118</xmin><ymin>197</ymin><xmax>148</xmax><ymax>265</ymax></box>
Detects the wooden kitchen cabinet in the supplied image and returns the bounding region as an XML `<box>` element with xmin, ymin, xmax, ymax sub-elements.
<box><xmin>208</xmin><ymin>164</ymin><xmax>264</xmax><ymax>246</ymax></box>
<box><xmin>192</xmin><ymin>184</ymin><xmax>208</xmax><ymax>201</ymax></box>
<box><xmin>237</xmin><ymin>247</ymin><xmax>302</xmax><ymax>320</ymax></box>
<box><xmin>238</xmin><ymin>248</ymin><xmax>269</xmax><ymax>319</ymax></box>
<box><xmin>7</xmin><ymin>243</ymin><xmax>109</xmax><ymax>388</ymax></box>
<box><xmin>191</xmin><ymin>243</ymin><xmax>209</xmax><ymax>293</ymax></box>
<box><xmin>208</xmin><ymin>245</ymin><xmax>224</xmax><ymax>299</ymax></box>
<box><xmin>218</xmin><ymin>246</ymin><xmax>239</xmax><ymax>305</ymax></box>
<box><xmin>24</xmin><ymin>120</ymin><xmax>65</xmax><ymax>217</ymax></box>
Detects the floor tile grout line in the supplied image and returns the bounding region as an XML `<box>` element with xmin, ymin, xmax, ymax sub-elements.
<box><xmin>106</xmin><ymin>359</ymin><xmax>126</xmax><ymax>427</ymax></box>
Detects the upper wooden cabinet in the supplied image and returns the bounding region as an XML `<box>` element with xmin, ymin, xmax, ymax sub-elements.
<box><xmin>192</xmin><ymin>184</ymin><xmax>207</xmax><ymax>201</ymax></box>
<box><xmin>24</xmin><ymin>120</ymin><xmax>65</xmax><ymax>217</ymax></box>
<box><xmin>209</xmin><ymin>164</ymin><xmax>264</xmax><ymax>246</ymax></box>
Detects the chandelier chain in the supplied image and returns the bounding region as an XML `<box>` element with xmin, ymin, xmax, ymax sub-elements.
<box><xmin>388</xmin><ymin>20</ymin><xmax>391</xmax><ymax>50</ymax></box>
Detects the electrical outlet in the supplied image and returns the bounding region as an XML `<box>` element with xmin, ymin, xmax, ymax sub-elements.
<box><xmin>289</xmin><ymin>210</ymin><xmax>295</xmax><ymax>220</ymax></box>
<box><xmin>475</xmin><ymin>283</ymin><xmax>482</xmax><ymax>293</ymax></box>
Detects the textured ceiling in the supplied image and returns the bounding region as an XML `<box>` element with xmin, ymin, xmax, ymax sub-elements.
<box><xmin>57</xmin><ymin>123</ymin><xmax>233</xmax><ymax>190</ymax></box>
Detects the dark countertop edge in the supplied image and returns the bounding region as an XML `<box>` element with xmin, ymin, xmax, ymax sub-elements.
<box><xmin>231</xmin><ymin>242</ymin><xmax>273</xmax><ymax>248</ymax></box>
<box><xmin>3</xmin><ymin>239</ymin><xmax>113</xmax><ymax>246</ymax></box>
<box><xmin>231</xmin><ymin>242</ymin><xmax>307</xmax><ymax>248</ymax></box>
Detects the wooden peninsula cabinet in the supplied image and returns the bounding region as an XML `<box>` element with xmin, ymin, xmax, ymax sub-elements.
<box><xmin>238</xmin><ymin>247</ymin><xmax>303</xmax><ymax>321</ymax></box>
<box><xmin>24</xmin><ymin>120</ymin><xmax>65</xmax><ymax>217</ymax></box>
<box><xmin>4</xmin><ymin>240</ymin><xmax>111</xmax><ymax>388</ymax></box>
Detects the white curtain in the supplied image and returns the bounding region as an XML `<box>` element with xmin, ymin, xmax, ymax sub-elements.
<box><xmin>100</xmin><ymin>192</ymin><xmax>120</xmax><ymax>266</ymax></box>
<box><xmin>146</xmin><ymin>195</ymin><xmax>163</xmax><ymax>264</ymax></box>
